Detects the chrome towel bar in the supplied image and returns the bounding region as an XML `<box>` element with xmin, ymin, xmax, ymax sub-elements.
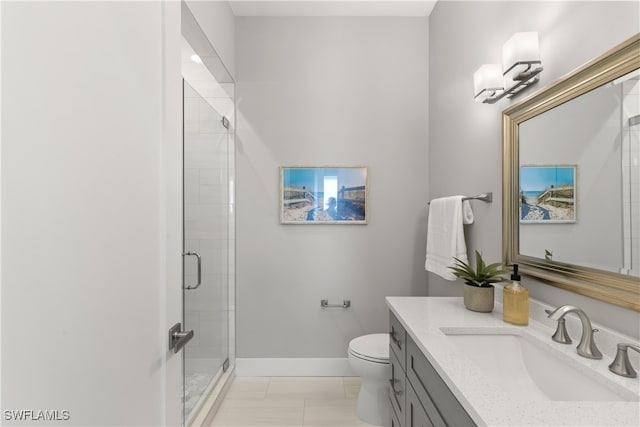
<box><xmin>428</xmin><ymin>192</ymin><xmax>492</xmax><ymax>205</ymax></box>
<box><xmin>321</xmin><ymin>299</ymin><xmax>351</xmax><ymax>308</ymax></box>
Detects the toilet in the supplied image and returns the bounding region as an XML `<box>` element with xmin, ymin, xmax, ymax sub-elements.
<box><xmin>348</xmin><ymin>333</ymin><xmax>391</xmax><ymax>426</ymax></box>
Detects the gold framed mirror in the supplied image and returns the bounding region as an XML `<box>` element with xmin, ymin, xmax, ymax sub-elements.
<box><xmin>503</xmin><ymin>33</ymin><xmax>640</xmax><ymax>311</ymax></box>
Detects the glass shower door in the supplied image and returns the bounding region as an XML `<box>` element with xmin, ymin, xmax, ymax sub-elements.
<box><xmin>622</xmin><ymin>77</ymin><xmax>640</xmax><ymax>276</ymax></box>
<box><xmin>182</xmin><ymin>79</ymin><xmax>230</xmax><ymax>422</ymax></box>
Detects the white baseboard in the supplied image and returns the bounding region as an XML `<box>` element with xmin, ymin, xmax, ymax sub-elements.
<box><xmin>236</xmin><ymin>358</ymin><xmax>354</xmax><ymax>377</ymax></box>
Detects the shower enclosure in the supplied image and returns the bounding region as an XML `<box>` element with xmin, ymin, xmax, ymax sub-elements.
<box><xmin>182</xmin><ymin>77</ymin><xmax>235</xmax><ymax>422</ymax></box>
<box><xmin>621</xmin><ymin>76</ymin><xmax>639</xmax><ymax>276</ymax></box>
<box><xmin>180</xmin><ymin>3</ymin><xmax>235</xmax><ymax>423</ymax></box>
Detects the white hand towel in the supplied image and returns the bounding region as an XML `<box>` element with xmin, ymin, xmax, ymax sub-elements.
<box><xmin>425</xmin><ymin>196</ymin><xmax>474</xmax><ymax>280</ymax></box>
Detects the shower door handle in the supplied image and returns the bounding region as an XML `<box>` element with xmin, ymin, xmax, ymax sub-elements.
<box><xmin>183</xmin><ymin>251</ymin><xmax>202</xmax><ymax>290</ymax></box>
<box><xmin>169</xmin><ymin>322</ymin><xmax>194</xmax><ymax>353</ymax></box>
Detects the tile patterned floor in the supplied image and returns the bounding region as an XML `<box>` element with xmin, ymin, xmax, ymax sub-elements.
<box><xmin>207</xmin><ymin>377</ymin><xmax>377</xmax><ymax>427</ymax></box>
<box><xmin>185</xmin><ymin>372</ymin><xmax>215</xmax><ymax>419</ymax></box>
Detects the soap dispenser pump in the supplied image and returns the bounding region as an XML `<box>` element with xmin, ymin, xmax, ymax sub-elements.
<box><xmin>503</xmin><ymin>264</ymin><xmax>529</xmax><ymax>325</ymax></box>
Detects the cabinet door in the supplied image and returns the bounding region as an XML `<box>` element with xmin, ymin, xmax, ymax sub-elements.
<box><xmin>391</xmin><ymin>401</ymin><xmax>403</xmax><ymax>427</ymax></box>
<box><xmin>406</xmin><ymin>381</ymin><xmax>434</xmax><ymax>427</ymax></box>
<box><xmin>407</xmin><ymin>337</ymin><xmax>476</xmax><ymax>427</ymax></box>
<box><xmin>389</xmin><ymin>344</ymin><xmax>406</xmax><ymax>422</ymax></box>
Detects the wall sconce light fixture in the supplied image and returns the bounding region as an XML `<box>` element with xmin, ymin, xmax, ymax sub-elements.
<box><xmin>474</xmin><ymin>32</ymin><xmax>543</xmax><ymax>104</ymax></box>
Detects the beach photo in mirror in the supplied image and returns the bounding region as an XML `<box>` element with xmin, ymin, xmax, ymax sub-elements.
<box><xmin>520</xmin><ymin>165</ymin><xmax>577</xmax><ymax>223</ymax></box>
<box><xmin>280</xmin><ymin>167</ymin><xmax>368</xmax><ymax>224</ymax></box>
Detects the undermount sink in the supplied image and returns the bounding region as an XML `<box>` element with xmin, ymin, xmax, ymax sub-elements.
<box><xmin>441</xmin><ymin>328</ymin><xmax>639</xmax><ymax>402</ymax></box>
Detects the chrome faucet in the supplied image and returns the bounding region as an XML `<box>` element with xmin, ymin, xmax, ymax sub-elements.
<box><xmin>608</xmin><ymin>343</ymin><xmax>640</xmax><ymax>378</ymax></box>
<box><xmin>547</xmin><ymin>305</ymin><xmax>602</xmax><ymax>359</ymax></box>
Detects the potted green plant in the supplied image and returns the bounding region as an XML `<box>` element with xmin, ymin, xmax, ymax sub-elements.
<box><xmin>449</xmin><ymin>250</ymin><xmax>507</xmax><ymax>312</ymax></box>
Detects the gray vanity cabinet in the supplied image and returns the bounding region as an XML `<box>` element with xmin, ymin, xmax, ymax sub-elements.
<box><xmin>389</xmin><ymin>310</ymin><xmax>408</xmax><ymax>426</ymax></box>
<box><xmin>389</xmin><ymin>311</ymin><xmax>476</xmax><ymax>427</ymax></box>
<box><xmin>390</xmin><ymin>311</ymin><xmax>407</xmax><ymax>364</ymax></box>
<box><xmin>406</xmin><ymin>381</ymin><xmax>434</xmax><ymax>427</ymax></box>
<box><xmin>389</xmin><ymin>345</ymin><xmax>406</xmax><ymax>424</ymax></box>
<box><xmin>406</xmin><ymin>338</ymin><xmax>475</xmax><ymax>426</ymax></box>
<box><xmin>391</xmin><ymin>405</ymin><xmax>403</xmax><ymax>427</ymax></box>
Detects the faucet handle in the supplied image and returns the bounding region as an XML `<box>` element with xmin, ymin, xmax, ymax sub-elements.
<box><xmin>608</xmin><ymin>343</ymin><xmax>640</xmax><ymax>378</ymax></box>
<box><xmin>552</xmin><ymin>319</ymin><xmax>572</xmax><ymax>344</ymax></box>
<box><xmin>546</xmin><ymin>309</ymin><xmax>572</xmax><ymax>344</ymax></box>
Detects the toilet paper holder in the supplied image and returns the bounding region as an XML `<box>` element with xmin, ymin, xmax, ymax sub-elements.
<box><xmin>321</xmin><ymin>299</ymin><xmax>351</xmax><ymax>308</ymax></box>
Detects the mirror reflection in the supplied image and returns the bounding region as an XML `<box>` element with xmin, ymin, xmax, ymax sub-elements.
<box><xmin>503</xmin><ymin>33</ymin><xmax>639</xmax><ymax>310</ymax></box>
<box><xmin>518</xmin><ymin>69</ymin><xmax>640</xmax><ymax>277</ymax></box>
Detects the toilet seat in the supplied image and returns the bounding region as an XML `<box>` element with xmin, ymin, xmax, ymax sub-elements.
<box><xmin>348</xmin><ymin>333</ymin><xmax>389</xmax><ymax>364</ymax></box>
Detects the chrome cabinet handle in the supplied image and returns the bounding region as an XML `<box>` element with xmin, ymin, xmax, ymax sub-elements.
<box><xmin>390</xmin><ymin>328</ymin><xmax>402</xmax><ymax>350</ymax></box>
<box><xmin>388</xmin><ymin>379</ymin><xmax>402</xmax><ymax>396</ymax></box>
<box><xmin>169</xmin><ymin>322</ymin><xmax>194</xmax><ymax>353</ymax></box>
<box><xmin>183</xmin><ymin>251</ymin><xmax>202</xmax><ymax>290</ymax></box>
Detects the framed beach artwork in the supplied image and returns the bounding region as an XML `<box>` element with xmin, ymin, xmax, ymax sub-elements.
<box><xmin>520</xmin><ymin>165</ymin><xmax>577</xmax><ymax>223</ymax></box>
<box><xmin>280</xmin><ymin>166</ymin><xmax>368</xmax><ymax>224</ymax></box>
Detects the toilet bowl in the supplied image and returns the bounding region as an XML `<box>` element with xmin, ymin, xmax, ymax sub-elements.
<box><xmin>348</xmin><ymin>333</ymin><xmax>391</xmax><ymax>426</ymax></box>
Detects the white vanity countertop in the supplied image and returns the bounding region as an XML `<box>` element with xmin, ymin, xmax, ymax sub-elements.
<box><xmin>386</xmin><ymin>296</ymin><xmax>640</xmax><ymax>427</ymax></box>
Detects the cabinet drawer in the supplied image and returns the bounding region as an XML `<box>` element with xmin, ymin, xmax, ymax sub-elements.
<box><xmin>407</xmin><ymin>337</ymin><xmax>476</xmax><ymax>427</ymax></box>
<box><xmin>406</xmin><ymin>381</ymin><xmax>434</xmax><ymax>427</ymax></box>
<box><xmin>389</xmin><ymin>344</ymin><xmax>406</xmax><ymax>421</ymax></box>
<box><xmin>389</xmin><ymin>311</ymin><xmax>407</xmax><ymax>369</ymax></box>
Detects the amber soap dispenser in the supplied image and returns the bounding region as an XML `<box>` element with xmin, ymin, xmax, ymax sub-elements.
<box><xmin>503</xmin><ymin>264</ymin><xmax>529</xmax><ymax>325</ymax></box>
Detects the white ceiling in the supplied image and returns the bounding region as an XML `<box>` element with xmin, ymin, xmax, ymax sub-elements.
<box><xmin>229</xmin><ymin>1</ymin><xmax>438</xmax><ymax>17</ymax></box>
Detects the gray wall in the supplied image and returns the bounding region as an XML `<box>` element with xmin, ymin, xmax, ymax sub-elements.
<box><xmin>236</xmin><ymin>17</ymin><xmax>429</xmax><ymax>358</ymax></box>
<box><xmin>429</xmin><ymin>1</ymin><xmax>640</xmax><ymax>338</ymax></box>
